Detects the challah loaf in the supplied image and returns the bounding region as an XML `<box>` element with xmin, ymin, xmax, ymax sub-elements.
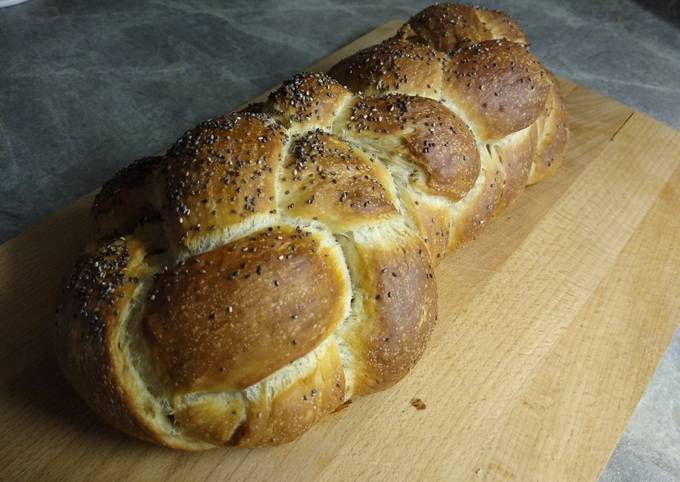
<box><xmin>55</xmin><ymin>3</ymin><xmax>568</xmax><ymax>450</ymax></box>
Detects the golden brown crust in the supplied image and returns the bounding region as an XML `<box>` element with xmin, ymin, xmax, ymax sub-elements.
<box><xmin>328</xmin><ymin>38</ymin><xmax>444</xmax><ymax>98</ymax></box>
<box><xmin>448</xmin><ymin>150</ymin><xmax>504</xmax><ymax>249</ymax></box>
<box><xmin>166</xmin><ymin>339</ymin><xmax>347</xmax><ymax>447</ymax></box>
<box><xmin>398</xmin><ymin>3</ymin><xmax>491</xmax><ymax>52</ymax></box>
<box><xmin>55</xmin><ymin>237</ymin><xmax>151</xmax><ymax>440</ymax></box>
<box><xmin>397</xmin><ymin>4</ymin><xmax>527</xmax><ymax>52</ymax></box>
<box><xmin>474</xmin><ymin>8</ymin><xmax>528</xmax><ymax>45</ymax></box>
<box><xmin>91</xmin><ymin>156</ymin><xmax>163</xmax><ymax>240</ymax></box>
<box><xmin>442</xmin><ymin>39</ymin><xmax>550</xmax><ymax>142</ymax></box>
<box><xmin>401</xmin><ymin>193</ymin><xmax>452</xmax><ymax>264</ymax></box>
<box><xmin>280</xmin><ymin>130</ymin><xmax>399</xmax><ymax>232</ymax></box>
<box><xmin>340</xmin><ymin>228</ymin><xmax>436</xmax><ymax>395</ymax></box>
<box><xmin>262</xmin><ymin>72</ymin><xmax>353</xmax><ymax>133</ymax></box>
<box><xmin>143</xmin><ymin>225</ymin><xmax>350</xmax><ymax>393</ymax></box>
<box><xmin>528</xmin><ymin>79</ymin><xmax>569</xmax><ymax>184</ymax></box>
<box><xmin>54</xmin><ymin>236</ymin><xmax>208</xmax><ymax>450</ymax></box>
<box><xmin>57</xmin><ymin>3</ymin><xmax>567</xmax><ymax>450</ymax></box>
<box><xmin>162</xmin><ymin>113</ymin><xmax>286</xmax><ymax>249</ymax></box>
<box><xmin>344</xmin><ymin>95</ymin><xmax>480</xmax><ymax>201</ymax></box>
<box><xmin>234</xmin><ymin>341</ymin><xmax>346</xmax><ymax>446</ymax></box>
<box><xmin>495</xmin><ymin>122</ymin><xmax>538</xmax><ymax>208</ymax></box>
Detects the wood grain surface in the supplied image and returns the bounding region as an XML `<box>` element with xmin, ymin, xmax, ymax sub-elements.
<box><xmin>1</xmin><ymin>20</ymin><xmax>679</xmax><ymax>482</ymax></box>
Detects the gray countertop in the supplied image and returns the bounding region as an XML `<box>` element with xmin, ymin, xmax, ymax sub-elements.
<box><xmin>1</xmin><ymin>0</ymin><xmax>678</xmax><ymax>479</ymax></box>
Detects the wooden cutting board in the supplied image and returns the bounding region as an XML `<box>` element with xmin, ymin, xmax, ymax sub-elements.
<box><xmin>1</xmin><ymin>20</ymin><xmax>679</xmax><ymax>482</ymax></box>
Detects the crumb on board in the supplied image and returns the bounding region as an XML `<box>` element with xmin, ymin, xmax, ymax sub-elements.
<box><xmin>410</xmin><ymin>398</ymin><xmax>427</xmax><ymax>410</ymax></box>
<box><xmin>333</xmin><ymin>399</ymin><xmax>353</xmax><ymax>413</ymax></box>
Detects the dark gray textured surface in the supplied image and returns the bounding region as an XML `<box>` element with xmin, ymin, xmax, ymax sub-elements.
<box><xmin>1</xmin><ymin>0</ymin><xmax>679</xmax><ymax>479</ymax></box>
<box><xmin>601</xmin><ymin>331</ymin><xmax>680</xmax><ymax>482</ymax></box>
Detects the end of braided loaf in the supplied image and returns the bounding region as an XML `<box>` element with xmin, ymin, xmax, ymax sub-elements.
<box><xmin>54</xmin><ymin>4</ymin><xmax>568</xmax><ymax>450</ymax></box>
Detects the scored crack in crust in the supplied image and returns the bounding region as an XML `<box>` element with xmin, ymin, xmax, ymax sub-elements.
<box><xmin>54</xmin><ymin>3</ymin><xmax>568</xmax><ymax>450</ymax></box>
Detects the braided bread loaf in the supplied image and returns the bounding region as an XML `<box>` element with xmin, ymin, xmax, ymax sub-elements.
<box><xmin>55</xmin><ymin>4</ymin><xmax>568</xmax><ymax>450</ymax></box>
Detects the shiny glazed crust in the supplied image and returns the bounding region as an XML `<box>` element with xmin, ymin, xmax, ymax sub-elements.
<box><xmin>55</xmin><ymin>3</ymin><xmax>568</xmax><ymax>450</ymax></box>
